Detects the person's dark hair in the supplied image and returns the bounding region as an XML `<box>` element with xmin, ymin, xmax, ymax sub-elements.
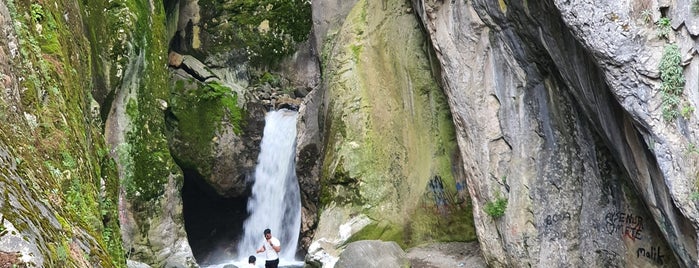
<box><xmin>264</xmin><ymin>228</ymin><xmax>271</xmax><ymax>235</ymax></box>
<box><xmin>248</xmin><ymin>255</ymin><xmax>256</xmax><ymax>263</ymax></box>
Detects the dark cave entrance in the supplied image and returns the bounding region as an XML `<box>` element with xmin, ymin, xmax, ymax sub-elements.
<box><xmin>181</xmin><ymin>168</ymin><xmax>249</xmax><ymax>265</ymax></box>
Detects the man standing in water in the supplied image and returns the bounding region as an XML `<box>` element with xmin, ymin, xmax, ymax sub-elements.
<box><xmin>256</xmin><ymin>228</ymin><xmax>281</xmax><ymax>268</ymax></box>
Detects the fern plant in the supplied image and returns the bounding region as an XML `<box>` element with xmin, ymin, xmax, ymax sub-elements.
<box><xmin>659</xmin><ymin>44</ymin><xmax>685</xmax><ymax>121</ymax></box>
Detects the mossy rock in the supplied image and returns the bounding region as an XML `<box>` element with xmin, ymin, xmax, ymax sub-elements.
<box><xmin>318</xmin><ymin>0</ymin><xmax>475</xmax><ymax>248</ymax></box>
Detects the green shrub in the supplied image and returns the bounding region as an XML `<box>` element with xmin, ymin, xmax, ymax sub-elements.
<box><xmin>657</xmin><ymin>17</ymin><xmax>671</xmax><ymax>39</ymax></box>
<box><xmin>199</xmin><ymin>82</ymin><xmax>230</xmax><ymax>101</ymax></box>
<box><xmin>258</xmin><ymin>72</ymin><xmax>280</xmax><ymax>86</ymax></box>
<box><xmin>659</xmin><ymin>44</ymin><xmax>685</xmax><ymax>121</ymax></box>
<box><xmin>484</xmin><ymin>192</ymin><xmax>508</xmax><ymax>218</ymax></box>
<box><xmin>681</xmin><ymin>105</ymin><xmax>695</xmax><ymax>119</ymax></box>
<box><xmin>30</xmin><ymin>3</ymin><xmax>44</xmax><ymax>23</ymax></box>
<box><xmin>693</xmin><ymin>0</ymin><xmax>699</xmax><ymax>15</ymax></box>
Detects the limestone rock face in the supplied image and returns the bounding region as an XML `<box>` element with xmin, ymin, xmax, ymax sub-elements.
<box><xmin>296</xmin><ymin>87</ymin><xmax>323</xmax><ymax>250</ymax></box>
<box><xmin>92</xmin><ymin>0</ymin><xmax>198</xmax><ymax>266</ymax></box>
<box><xmin>310</xmin><ymin>0</ymin><xmax>359</xmax><ymax>50</ymax></box>
<box><xmin>166</xmin><ymin>73</ymin><xmax>264</xmax><ymax>197</ymax></box>
<box><xmin>308</xmin><ymin>0</ymin><xmax>474</xmax><ymax>264</ymax></box>
<box><xmin>411</xmin><ymin>0</ymin><xmax>696</xmax><ymax>267</ymax></box>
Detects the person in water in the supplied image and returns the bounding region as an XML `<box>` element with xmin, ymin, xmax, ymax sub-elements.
<box><xmin>246</xmin><ymin>255</ymin><xmax>257</xmax><ymax>268</ymax></box>
<box><xmin>255</xmin><ymin>228</ymin><xmax>281</xmax><ymax>268</ymax></box>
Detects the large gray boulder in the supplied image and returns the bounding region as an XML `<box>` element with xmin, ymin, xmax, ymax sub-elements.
<box><xmin>335</xmin><ymin>240</ymin><xmax>409</xmax><ymax>268</ymax></box>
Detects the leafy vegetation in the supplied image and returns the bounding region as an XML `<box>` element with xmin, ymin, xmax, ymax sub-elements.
<box><xmin>484</xmin><ymin>192</ymin><xmax>508</xmax><ymax>218</ymax></box>
<box><xmin>640</xmin><ymin>9</ymin><xmax>653</xmax><ymax>24</ymax></box>
<box><xmin>657</xmin><ymin>17</ymin><xmax>672</xmax><ymax>40</ymax></box>
<box><xmin>687</xmin><ymin>143</ymin><xmax>699</xmax><ymax>154</ymax></box>
<box><xmin>693</xmin><ymin>0</ymin><xmax>699</xmax><ymax>15</ymax></box>
<box><xmin>257</xmin><ymin>71</ymin><xmax>282</xmax><ymax>86</ymax></box>
<box><xmin>0</xmin><ymin>216</ymin><xmax>6</xmax><ymax>236</ymax></box>
<box><xmin>659</xmin><ymin>44</ymin><xmax>685</xmax><ymax>121</ymax></box>
<box><xmin>682</xmin><ymin>105</ymin><xmax>695</xmax><ymax>119</ymax></box>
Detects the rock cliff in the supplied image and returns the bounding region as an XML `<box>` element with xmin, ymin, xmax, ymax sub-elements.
<box><xmin>304</xmin><ymin>0</ymin><xmax>475</xmax><ymax>266</ymax></box>
<box><xmin>408</xmin><ymin>0</ymin><xmax>697</xmax><ymax>266</ymax></box>
<box><xmin>307</xmin><ymin>0</ymin><xmax>699</xmax><ymax>267</ymax></box>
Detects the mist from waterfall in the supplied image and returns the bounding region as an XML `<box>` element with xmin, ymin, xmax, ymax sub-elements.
<box><xmin>235</xmin><ymin>109</ymin><xmax>302</xmax><ymax>265</ymax></box>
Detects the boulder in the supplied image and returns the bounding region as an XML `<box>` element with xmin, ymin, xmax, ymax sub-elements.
<box><xmin>168</xmin><ymin>51</ymin><xmax>184</xmax><ymax>67</ymax></box>
<box><xmin>335</xmin><ymin>240</ymin><xmax>409</xmax><ymax>268</ymax></box>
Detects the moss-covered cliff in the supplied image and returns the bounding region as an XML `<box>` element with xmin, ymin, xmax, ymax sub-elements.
<box><xmin>84</xmin><ymin>0</ymin><xmax>196</xmax><ymax>266</ymax></box>
<box><xmin>317</xmin><ymin>0</ymin><xmax>475</xmax><ymax>250</ymax></box>
<box><xmin>0</xmin><ymin>0</ymin><xmax>199</xmax><ymax>266</ymax></box>
<box><xmin>0</xmin><ymin>0</ymin><xmax>124</xmax><ymax>266</ymax></box>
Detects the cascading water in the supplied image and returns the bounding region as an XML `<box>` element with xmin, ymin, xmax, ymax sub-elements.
<box><xmin>215</xmin><ymin>109</ymin><xmax>303</xmax><ymax>268</ymax></box>
<box><xmin>204</xmin><ymin>109</ymin><xmax>302</xmax><ymax>267</ymax></box>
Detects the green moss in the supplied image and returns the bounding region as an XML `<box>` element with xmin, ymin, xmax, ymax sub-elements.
<box><xmin>346</xmin><ymin>221</ymin><xmax>406</xmax><ymax>249</ymax></box>
<box><xmin>408</xmin><ymin>200</ymin><xmax>476</xmax><ymax>245</ymax></box>
<box><xmin>64</xmin><ymin>177</ymin><xmax>102</xmax><ymax>230</ymax></box>
<box><xmin>318</xmin><ymin>0</ymin><xmax>475</xmax><ymax>249</ymax></box>
<box><xmin>203</xmin><ymin>82</ymin><xmax>245</xmax><ymax>131</ymax></box>
<box><xmin>199</xmin><ymin>0</ymin><xmax>312</xmax><ymax>66</ymax></box>
<box><xmin>167</xmin><ymin>79</ymin><xmax>244</xmax><ymax>178</ymax></box>
<box><xmin>350</xmin><ymin>44</ymin><xmax>363</xmax><ymax>61</ymax></box>
<box><xmin>258</xmin><ymin>72</ymin><xmax>281</xmax><ymax>86</ymax></box>
<box><xmin>0</xmin><ymin>0</ymin><xmax>125</xmax><ymax>266</ymax></box>
<box><xmin>319</xmin><ymin>163</ymin><xmax>363</xmax><ymax>206</ymax></box>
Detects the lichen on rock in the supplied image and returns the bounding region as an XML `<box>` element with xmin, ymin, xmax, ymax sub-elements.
<box><xmin>316</xmin><ymin>0</ymin><xmax>475</xmax><ymax>253</ymax></box>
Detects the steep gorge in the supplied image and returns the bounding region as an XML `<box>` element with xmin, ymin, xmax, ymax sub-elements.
<box><xmin>0</xmin><ymin>0</ymin><xmax>698</xmax><ymax>267</ymax></box>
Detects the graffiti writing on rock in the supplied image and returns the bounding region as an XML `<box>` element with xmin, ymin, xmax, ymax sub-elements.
<box><xmin>421</xmin><ymin>175</ymin><xmax>467</xmax><ymax>215</ymax></box>
<box><xmin>545</xmin><ymin>212</ymin><xmax>571</xmax><ymax>226</ymax></box>
<box><xmin>604</xmin><ymin>211</ymin><xmax>643</xmax><ymax>241</ymax></box>
<box><xmin>637</xmin><ymin>246</ymin><xmax>664</xmax><ymax>265</ymax></box>
<box><xmin>428</xmin><ymin>175</ymin><xmax>447</xmax><ymax>214</ymax></box>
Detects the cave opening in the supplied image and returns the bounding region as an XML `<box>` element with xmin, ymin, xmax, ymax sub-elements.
<box><xmin>182</xmin><ymin>168</ymin><xmax>250</xmax><ymax>265</ymax></box>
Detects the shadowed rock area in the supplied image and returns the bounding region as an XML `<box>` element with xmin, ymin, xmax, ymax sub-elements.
<box><xmin>182</xmin><ymin>169</ymin><xmax>249</xmax><ymax>265</ymax></box>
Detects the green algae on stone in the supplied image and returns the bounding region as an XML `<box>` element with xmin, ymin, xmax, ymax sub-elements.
<box><xmin>197</xmin><ymin>0</ymin><xmax>312</xmax><ymax>66</ymax></box>
<box><xmin>346</xmin><ymin>221</ymin><xmax>406</xmax><ymax>249</ymax></box>
<box><xmin>0</xmin><ymin>0</ymin><xmax>126</xmax><ymax>266</ymax></box>
<box><xmin>166</xmin><ymin>79</ymin><xmax>245</xmax><ymax>178</ymax></box>
<box><xmin>319</xmin><ymin>0</ymin><xmax>475</xmax><ymax>248</ymax></box>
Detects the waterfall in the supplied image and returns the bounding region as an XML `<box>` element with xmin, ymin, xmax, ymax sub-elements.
<box><xmin>236</xmin><ymin>109</ymin><xmax>301</xmax><ymax>264</ymax></box>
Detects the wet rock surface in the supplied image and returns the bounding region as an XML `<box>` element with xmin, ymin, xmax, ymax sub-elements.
<box><xmin>406</xmin><ymin>242</ymin><xmax>486</xmax><ymax>268</ymax></box>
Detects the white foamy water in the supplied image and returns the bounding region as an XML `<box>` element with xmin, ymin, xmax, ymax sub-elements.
<box><xmin>208</xmin><ymin>109</ymin><xmax>302</xmax><ymax>267</ymax></box>
<box><xmin>203</xmin><ymin>259</ymin><xmax>304</xmax><ymax>268</ymax></box>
